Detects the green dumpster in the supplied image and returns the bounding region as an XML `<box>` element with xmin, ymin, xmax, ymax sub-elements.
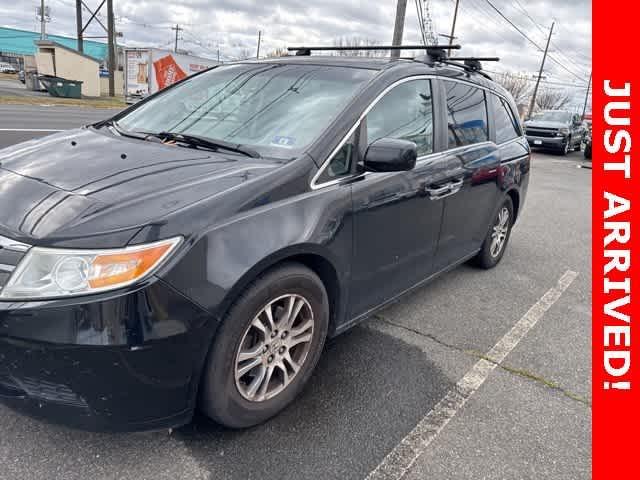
<box><xmin>39</xmin><ymin>75</ymin><xmax>83</xmax><ymax>99</ymax></box>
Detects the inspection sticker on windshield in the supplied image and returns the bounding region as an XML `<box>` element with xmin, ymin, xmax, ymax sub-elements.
<box><xmin>272</xmin><ymin>136</ymin><xmax>296</xmax><ymax>147</ymax></box>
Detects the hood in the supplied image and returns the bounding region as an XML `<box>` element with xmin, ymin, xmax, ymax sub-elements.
<box><xmin>0</xmin><ymin>128</ymin><xmax>282</xmax><ymax>246</ymax></box>
<box><xmin>524</xmin><ymin>120</ymin><xmax>568</xmax><ymax>129</ymax></box>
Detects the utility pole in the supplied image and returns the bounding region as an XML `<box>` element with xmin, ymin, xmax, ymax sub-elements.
<box><xmin>582</xmin><ymin>71</ymin><xmax>592</xmax><ymax>120</ymax></box>
<box><xmin>391</xmin><ymin>0</ymin><xmax>408</xmax><ymax>59</ymax></box>
<box><xmin>75</xmin><ymin>0</ymin><xmax>83</xmax><ymax>53</ymax></box>
<box><xmin>107</xmin><ymin>0</ymin><xmax>115</xmax><ymax>96</ymax></box>
<box><xmin>256</xmin><ymin>30</ymin><xmax>262</xmax><ymax>59</ymax></box>
<box><xmin>527</xmin><ymin>21</ymin><xmax>554</xmax><ymax>119</ymax></box>
<box><xmin>39</xmin><ymin>0</ymin><xmax>47</xmax><ymax>39</ymax></box>
<box><xmin>172</xmin><ymin>24</ymin><xmax>183</xmax><ymax>53</ymax></box>
<box><xmin>449</xmin><ymin>0</ymin><xmax>460</xmax><ymax>47</ymax></box>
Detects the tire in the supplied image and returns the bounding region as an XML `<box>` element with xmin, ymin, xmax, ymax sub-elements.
<box><xmin>472</xmin><ymin>197</ymin><xmax>514</xmax><ymax>269</ymax></box>
<box><xmin>200</xmin><ymin>263</ymin><xmax>329</xmax><ymax>428</ymax></box>
<box><xmin>560</xmin><ymin>138</ymin><xmax>570</xmax><ymax>156</ymax></box>
<box><xmin>573</xmin><ymin>136</ymin><xmax>582</xmax><ymax>152</ymax></box>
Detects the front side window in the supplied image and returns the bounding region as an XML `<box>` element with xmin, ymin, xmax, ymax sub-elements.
<box><xmin>316</xmin><ymin>78</ymin><xmax>434</xmax><ymax>185</ymax></box>
<box><xmin>444</xmin><ymin>81</ymin><xmax>489</xmax><ymax>149</ymax></box>
<box><xmin>117</xmin><ymin>63</ymin><xmax>374</xmax><ymax>159</ymax></box>
<box><xmin>321</xmin><ymin>133</ymin><xmax>357</xmax><ymax>182</ymax></box>
<box><xmin>366</xmin><ymin>79</ymin><xmax>434</xmax><ymax>157</ymax></box>
<box><xmin>491</xmin><ymin>94</ymin><xmax>521</xmax><ymax>143</ymax></box>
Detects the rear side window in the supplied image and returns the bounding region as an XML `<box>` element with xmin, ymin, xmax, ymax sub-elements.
<box><xmin>490</xmin><ymin>94</ymin><xmax>521</xmax><ymax>143</ymax></box>
<box><xmin>444</xmin><ymin>81</ymin><xmax>488</xmax><ymax>149</ymax></box>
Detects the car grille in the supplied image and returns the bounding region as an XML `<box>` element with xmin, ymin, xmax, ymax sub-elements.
<box><xmin>0</xmin><ymin>235</ymin><xmax>30</xmax><ymax>292</ymax></box>
<box><xmin>526</xmin><ymin>128</ymin><xmax>558</xmax><ymax>138</ymax></box>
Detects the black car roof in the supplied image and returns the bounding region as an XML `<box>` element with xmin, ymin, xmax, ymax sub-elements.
<box><xmin>242</xmin><ymin>55</ymin><xmax>508</xmax><ymax>97</ymax></box>
<box><xmin>241</xmin><ymin>55</ymin><xmax>404</xmax><ymax>70</ymax></box>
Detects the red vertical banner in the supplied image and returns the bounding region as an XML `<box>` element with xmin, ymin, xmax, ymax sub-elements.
<box><xmin>593</xmin><ymin>0</ymin><xmax>640</xmax><ymax>477</ymax></box>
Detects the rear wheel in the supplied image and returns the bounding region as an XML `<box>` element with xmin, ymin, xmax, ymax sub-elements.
<box><xmin>573</xmin><ymin>136</ymin><xmax>582</xmax><ymax>151</ymax></box>
<box><xmin>200</xmin><ymin>263</ymin><xmax>329</xmax><ymax>428</ymax></box>
<box><xmin>473</xmin><ymin>197</ymin><xmax>514</xmax><ymax>269</ymax></box>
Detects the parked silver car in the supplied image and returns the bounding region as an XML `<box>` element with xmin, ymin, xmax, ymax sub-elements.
<box><xmin>0</xmin><ymin>62</ymin><xmax>18</xmax><ymax>74</ymax></box>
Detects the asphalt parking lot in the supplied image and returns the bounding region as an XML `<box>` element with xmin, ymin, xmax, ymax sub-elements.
<box><xmin>0</xmin><ymin>104</ymin><xmax>591</xmax><ymax>480</ymax></box>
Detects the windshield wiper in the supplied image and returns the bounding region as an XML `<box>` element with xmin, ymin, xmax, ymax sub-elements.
<box><xmin>152</xmin><ymin>132</ymin><xmax>261</xmax><ymax>158</ymax></box>
<box><xmin>94</xmin><ymin>119</ymin><xmax>151</xmax><ymax>141</ymax></box>
<box><xmin>94</xmin><ymin>122</ymin><xmax>261</xmax><ymax>158</ymax></box>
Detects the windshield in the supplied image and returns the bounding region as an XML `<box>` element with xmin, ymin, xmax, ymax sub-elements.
<box><xmin>532</xmin><ymin>111</ymin><xmax>572</xmax><ymax>122</ymax></box>
<box><xmin>116</xmin><ymin>63</ymin><xmax>374</xmax><ymax>159</ymax></box>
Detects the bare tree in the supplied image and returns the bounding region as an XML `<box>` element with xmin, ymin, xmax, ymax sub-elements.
<box><xmin>238</xmin><ymin>48</ymin><xmax>252</xmax><ymax>60</ymax></box>
<box><xmin>495</xmin><ymin>73</ymin><xmax>530</xmax><ymax>106</ymax></box>
<box><xmin>332</xmin><ymin>37</ymin><xmax>388</xmax><ymax>57</ymax></box>
<box><xmin>535</xmin><ymin>88</ymin><xmax>572</xmax><ymax>111</ymax></box>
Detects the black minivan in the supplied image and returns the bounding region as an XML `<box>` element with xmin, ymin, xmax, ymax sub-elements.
<box><xmin>0</xmin><ymin>50</ymin><xmax>529</xmax><ymax>431</ymax></box>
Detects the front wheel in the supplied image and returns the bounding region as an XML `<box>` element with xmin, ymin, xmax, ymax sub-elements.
<box><xmin>200</xmin><ymin>263</ymin><xmax>329</xmax><ymax>428</ymax></box>
<box><xmin>473</xmin><ymin>197</ymin><xmax>514</xmax><ymax>269</ymax></box>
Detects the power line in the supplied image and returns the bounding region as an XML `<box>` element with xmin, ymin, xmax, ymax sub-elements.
<box><xmin>508</xmin><ymin>1</ymin><xmax>591</xmax><ymax>74</ymax></box>
<box><xmin>505</xmin><ymin>2</ymin><xmax>592</xmax><ymax>74</ymax></box>
<box><xmin>482</xmin><ymin>0</ymin><xmax>588</xmax><ymax>83</ymax></box>
<box><xmin>507</xmin><ymin>0</ymin><xmax>591</xmax><ymax>74</ymax></box>
<box><xmin>414</xmin><ymin>0</ymin><xmax>428</xmax><ymax>46</ymax></box>
<box><xmin>456</xmin><ymin>0</ymin><xmax>522</xmax><ymax>48</ymax></box>
<box><xmin>487</xmin><ymin>71</ymin><xmax>589</xmax><ymax>89</ymax></box>
<box><xmin>511</xmin><ymin>0</ymin><xmax>547</xmax><ymax>38</ymax></box>
<box><xmin>483</xmin><ymin>0</ymin><xmax>541</xmax><ymax>48</ymax></box>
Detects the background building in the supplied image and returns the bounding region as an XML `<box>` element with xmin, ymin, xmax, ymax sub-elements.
<box><xmin>0</xmin><ymin>26</ymin><xmax>107</xmax><ymax>68</ymax></box>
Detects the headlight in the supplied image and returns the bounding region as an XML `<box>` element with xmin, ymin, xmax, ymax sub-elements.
<box><xmin>0</xmin><ymin>237</ymin><xmax>181</xmax><ymax>300</ymax></box>
<box><xmin>557</xmin><ymin>128</ymin><xmax>570</xmax><ymax>136</ymax></box>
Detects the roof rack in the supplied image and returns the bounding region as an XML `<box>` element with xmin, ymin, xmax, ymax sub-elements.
<box><xmin>285</xmin><ymin>45</ymin><xmax>499</xmax><ymax>79</ymax></box>
<box><xmin>287</xmin><ymin>45</ymin><xmax>461</xmax><ymax>56</ymax></box>
<box><xmin>442</xmin><ymin>57</ymin><xmax>500</xmax><ymax>80</ymax></box>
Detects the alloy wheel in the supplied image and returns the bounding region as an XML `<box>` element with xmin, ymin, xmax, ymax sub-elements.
<box><xmin>490</xmin><ymin>206</ymin><xmax>510</xmax><ymax>258</ymax></box>
<box><xmin>234</xmin><ymin>294</ymin><xmax>314</xmax><ymax>402</ymax></box>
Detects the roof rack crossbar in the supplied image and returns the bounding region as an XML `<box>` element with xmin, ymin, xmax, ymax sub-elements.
<box><xmin>449</xmin><ymin>57</ymin><xmax>500</xmax><ymax>62</ymax></box>
<box><xmin>442</xmin><ymin>60</ymin><xmax>496</xmax><ymax>80</ymax></box>
<box><xmin>285</xmin><ymin>45</ymin><xmax>500</xmax><ymax>80</ymax></box>
<box><xmin>288</xmin><ymin>44</ymin><xmax>461</xmax><ymax>54</ymax></box>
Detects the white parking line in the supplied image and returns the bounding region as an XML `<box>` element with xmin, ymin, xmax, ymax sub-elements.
<box><xmin>0</xmin><ymin>128</ymin><xmax>63</xmax><ymax>132</ymax></box>
<box><xmin>366</xmin><ymin>269</ymin><xmax>579</xmax><ymax>480</ymax></box>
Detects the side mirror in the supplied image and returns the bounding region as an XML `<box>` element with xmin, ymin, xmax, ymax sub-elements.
<box><xmin>363</xmin><ymin>138</ymin><xmax>417</xmax><ymax>173</ymax></box>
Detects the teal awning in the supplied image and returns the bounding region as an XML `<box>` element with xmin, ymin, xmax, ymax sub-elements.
<box><xmin>0</xmin><ymin>26</ymin><xmax>107</xmax><ymax>61</ymax></box>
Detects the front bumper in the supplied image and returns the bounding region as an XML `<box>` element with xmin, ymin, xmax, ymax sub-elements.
<box><xmin>526</xmin><ymin>135</ymin><xmax>567</xmax><ymax>150</ymax></box>
<box><xmin>0</xmin><ymin>280</ymin><xmax>216</xmax><ymax>432</ymax></box>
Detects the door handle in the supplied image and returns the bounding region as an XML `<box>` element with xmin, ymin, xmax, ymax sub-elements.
<box><xmin>448</xmin><ymin>179</ymin><xmax>464</xmax><ymax>193</ymax></box>
<box><xmin>424</xmin><ymin>178</ymin><xmax>464</xmax><ymax>200</ymax></box>
<box><xmin>424</xmin><ymin>184</ymin><xmax>451</xmax><ymax>197</ymax></box>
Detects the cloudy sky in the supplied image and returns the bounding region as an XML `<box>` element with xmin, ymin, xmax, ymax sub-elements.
<box><xmin>2</xmin><ymin>0</ymin><xmax>591</xmax><ymax>103</ymax></box>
